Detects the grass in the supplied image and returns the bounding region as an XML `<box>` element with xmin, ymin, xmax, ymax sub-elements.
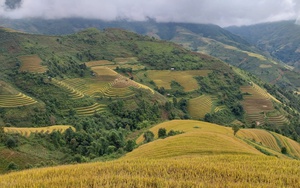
<box><xmin>4</xmin><ymin>125</ymin><xmax>75</xmax><ymax>137</ymax></box>
<box><xmin>147</xmin><ymin>70</ymin><xmax>211</xmax><ymax>92</ymax></box>
<box><xmin>114</xmin><ymin>57</ymin><xmax>138</xmax><ymax>64</ymax></box>
<box><xmin>1</xmin><ymin>120</ymin><xmax>300</xmax><ymax>187</ymax></box>
<box><xmin>85</xmin><ymin>60</ymin><xmax>114</xmax><ymax>67</ymax></box>
<box><xmin>0</xmin><ymin>93</ymin><xmax>37</xmax><ymax>108</ymax></box>
<box><xmin>18</xmin><ymin>55</ymin><xmax>47</xmax><ymax>73</ymax></box>
<box><xmin>0</xmin><ymin>81</ymin><xmax>19</xmax><ymax>95</ymax></box>
<box><xmin>188</xmin><ymin>95</ymin><xmax>213</xmax><ymax>119</ymax></box>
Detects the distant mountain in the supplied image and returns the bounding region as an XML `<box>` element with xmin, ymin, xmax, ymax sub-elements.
<box><xmin>2</xmin><ymin>18</ymin><xmax>300</xmax><ymax>90</ymax></box>
<box><xmin>226</xmin><ymin>20</ymin><xmax>300</xmax><ymax>69</ymax></box>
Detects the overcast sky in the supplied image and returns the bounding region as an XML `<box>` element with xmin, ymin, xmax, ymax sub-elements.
<box><xmin>0</xmin><ymin>0</ymin><xmax>299</xmax><ymax>26</ymax></box>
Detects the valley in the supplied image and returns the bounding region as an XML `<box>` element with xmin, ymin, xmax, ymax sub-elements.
<box><xmin>0</xmin><ymin>18</ymin><xmax>300</xmax><ymax>187</ymax></box>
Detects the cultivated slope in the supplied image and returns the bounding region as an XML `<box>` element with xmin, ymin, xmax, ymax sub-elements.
<box><xmin>1</xmin><ymin>120</ymin><xmax>300</xmax><ymax>187</ymax></box>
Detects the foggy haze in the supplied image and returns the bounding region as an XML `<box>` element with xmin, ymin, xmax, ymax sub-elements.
<box><xmin>0</xmin><ymin>0</ymin><xmax>300</xmax><ymax>26</ymax></box>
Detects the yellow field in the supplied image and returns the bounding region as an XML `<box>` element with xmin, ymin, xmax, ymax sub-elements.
<box><xmin>18</xmin><ymin>55</ymin><xmax>47</xmax><ymax>73</ymax></box>
<box><xmin>224</xmin><ymin>45</ymin><xmax>267</xmax><ymax>61</ymax></box>
<box><xmin>52</xmin><ymin>78</ymin><xmax>84</xmax><ymax>99</ymax></box>
<box><xmin>61</xmin><ymin>67</ymin><xmax>154</xmax><ymax>97</ymax></box>
<box><xmin>147</xmin><ymin>70</ymin><xmax>211</xmax><ymax>92</ymax></box>
<box><xmin>188</xmin><ymin>95</ymin><xmax>213</xmax><ymax>119</ymax></box>
<box><xmin>74</xmin><ymin>103</ymin><xmax>106</xmax><ymax>116</ymax></box>
<box><xmin>4</xmin><ymin>125</ymin><xmax>75</xmax><ymax>137</ymax></box>
<box><xmin>134</xmin><ymin>120</ymin><xmax>260</xmax><ymax>157</ymax></box>
<box><xmin>0</xmin><ymin>92</ymin><xmax>37</xmax><ymax>108</ymax></box>
<box><xmin>1</xmin><ymin>120</ymin><xmax>300</xmax><ymax>187</ymax></box>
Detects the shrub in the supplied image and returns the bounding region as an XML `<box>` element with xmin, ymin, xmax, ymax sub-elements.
<box><xmin>125</xmin><ymin>140</ymin><xmax>136</xmax><ymax>152</ymax></box>
<box><xmin>5</xmin><ymin>136</ymin><xmax>18</xmax><ymax>148</ymax></box>
<box><xmin>7</xmin><ymin>162</ymin><xmax>18</xmax><ymax>171</ymax></box>
<box><xmin>143</xmin><ymin>131</ymin><xmax>154</xmax><ymax>143</ymax></box>
<box><xmin>281</xmin><ymin>147</ymin><xmax>287</xmax><ymax>154</ymax></box>
<box><xmin>158</xmin><ymin>128</ymin><xmax>167</xmax><ymax>138</ymax></box>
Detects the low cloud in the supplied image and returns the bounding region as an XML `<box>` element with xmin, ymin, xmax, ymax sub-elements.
<box><xmin>0</xmin><ymin>0</ymin><xmax>299</xmax><ymax>26</ymax></box>
<box><xmin>4</xmin><ymin>0</ymin><xmax>22</xmax><ymax>10</ymax></box>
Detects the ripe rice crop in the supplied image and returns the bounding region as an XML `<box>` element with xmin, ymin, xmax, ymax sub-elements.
<box><xmin>1</xmin><ymin>120</ymin><xmax>300</xmax><ymax>187</ymax></box>
<box><xmin>188</xmin><ymin>95</ymin><xmax>212</xmax><ymax>119</ymax></box>
<box><xmin>147</xmin><ymin>70</ymin><xmax>211</xmax><ymax>92</ymax></box>
<box><xmin>18</xmin><ymin>55</ymin><xmax>47</xmax><ymax>73</ymax></box>
<box><xmin>238</xmin><ymin>129</ymin><xmax>300</xmax><ymax>159</ymax></box>
<box><xmin>62</xmin><ymin>67</ymin><xmax>154</xmax><ymax>98</ymax></box>
<box><xmin>52</xmin><ymin>79</ymin><xmax>84</xmax><ymax>99</ymax></box>
<box><xmin>74</xmin><ymin>103</ymin><xmax>106</xmax><ymax>116</ymax></box>
<box><xmin>4</xmin><ymin>125</ymin><xmax>75</xmax><ymax>137</ymax></box>
<box><xmin>0</xmin><ymin>93</ymin><xmax>37</xmax><ymax>108</ymax></box>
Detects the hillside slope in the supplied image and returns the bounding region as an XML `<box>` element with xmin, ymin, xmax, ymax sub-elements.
<box><xmin>227</xmin><ymin>20</ymin><xmax>300</xmax><ymax>70</ymax></box>
<box><xmin>0</xmin><ymin>26</ymin><xmax>300</xmax><ymax>174</ymax></box>
<box><xmin>2</xmin><ymin>18</ymin><xmax>299</xmax><ymax>90</ymax></box>
<box><xmin>1</xmin><ymin>120</ymin><xmax>300</xmax><ymax>187</ymax></box>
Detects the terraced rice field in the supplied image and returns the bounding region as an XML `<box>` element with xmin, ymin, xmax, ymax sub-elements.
<box><xmin>267</xmin><ymin>114</ymin><xmax>289</xmax><ymax>125</ymax></box>
<box><xmin>0</xmin><ymin>93</ymin><xmax>37</xmax><ymax>108</ymax></box>
<box><xmin>4</xmin><ymin>125</ymin><xmax>75</xmax><ymax>137</ymax></box>
<box><xmin>147</xmin><ymin>70</ymin><xmax>211</xmax><ymax>92</ymax></box>
<box><xmin>188</xmin><ymin>95</ymin><xmax>213</xmax><ymax>119</ymax></box>
<box><xmin>241</xmin><ymin>83</ymin><xmax>284</xmax><ymax>125</ymax></box>
<box><xmin>73</xmin><ymin>103</ymin><xmax>106</xmax><ymax>116</ymax></box>
<box><xmin>1</xmin><ymin>120</ymin><xmax>300</xmax><ymax>187</ymax></box>
<box><xmin>18</xmin><ymin>55</ymin><xmax>47</xmax><ymax>73</ymax></box>
<box><xmin>52</xmin><ymin>79</ymin><xmax>84</xmax><ymax>99</ymax></box>
<box><xmin>61</xmin><ymin>67</ymin><xmax>153</xmax><ymax>98</ymax></box>
<box><xmin>238</xmin><ymin>129</ymin><xmax>300</xmax><ymax>159</ymax></box>
<box><xmin>213</xmin><ymin>105</ymin><xmax>226</xmax><ymax>113</ymax></box>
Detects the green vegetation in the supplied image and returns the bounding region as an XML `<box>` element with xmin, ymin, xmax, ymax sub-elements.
<box><xmin>0</xmin><ymin>26</ymin><xmax>299</xmax><ymax>176</ymax></box>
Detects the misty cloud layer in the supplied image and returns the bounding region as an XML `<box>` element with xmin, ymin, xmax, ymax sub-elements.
<box><xmin>0</xmin><ymin>0</ymin><xmax>299</xmax><ymax>26</ymax></box>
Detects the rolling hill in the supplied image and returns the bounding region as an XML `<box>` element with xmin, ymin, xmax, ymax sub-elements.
<box><xmin>1</xmin><ymin>120</ymin><xmax>300</xmax><ymax>187</ymax></box>
<box><xmin>2</xmin><ymin>18</ymin><xmax>300</xmax><ymax>90</ymax></box>
<box><xmin>0</xmin><ymin>25</ymin><xmax>299</xmax><ymax>176</ymax></box>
